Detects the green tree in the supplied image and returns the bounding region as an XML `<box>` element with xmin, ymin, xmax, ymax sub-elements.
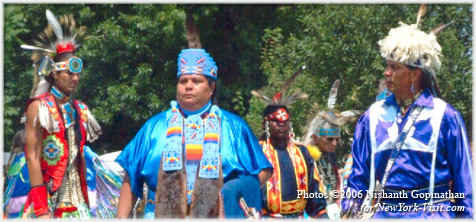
<box><xmin>3</xmin><ymin>4</ymin><xmax>280</xmax><ymax>153</ymax></box>
<box><xmin>245</xmin><ymin>4</ymin><xmax>472</xmax><ymax>165</ymax></box>
<box><xmin>4</xmin><ymin>4</ymin><xmax>471</xmax><ymax>166</ymax></box>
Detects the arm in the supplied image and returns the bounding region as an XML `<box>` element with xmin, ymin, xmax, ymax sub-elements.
<box><xmin>445</xmin><ymin>110</ymin><xmax>473</xmax><ymax>218</ymax></box>
<box><xmin>257</xmin><ymin>168</ymin><xmax>272</xmax><ymax>188</ymax></box>
<box><xmin>116</xmin><ymin>173</ymin><xmax>138</xmax><ymax>218</ymax></box>
<box><xmin>25</xmin><ymin>100</ymin><xmax>51</xmax><ymax>218</ymax></box>
<box><xmin>115</xmin><ymin>115</ymin><xmax>161</xmax><ymax>218</ymax></box>
<box><xmin>341</xmin><ymin>113</ymin><xmax>371</xmax><ymax>217</ymax></box>
<box><xmin>115</xmin><ymin>114</ymin><xmax>164</xmax><ymax>218</ymax></box>
<box><xmin>237</xmin><ymin>117</ymin><xmax>273</xmax><ymax>180</ymax></box>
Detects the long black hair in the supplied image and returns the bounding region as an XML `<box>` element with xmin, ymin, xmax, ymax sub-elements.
<box><xmin>407</xmin><ymin>65</ymin><xmax>442</xmax><ymax>98</ymax></box>
<box><xmin>206</xmin><ymin>76</ymin><xmax>218</xmax><ymax>104</ymax></box>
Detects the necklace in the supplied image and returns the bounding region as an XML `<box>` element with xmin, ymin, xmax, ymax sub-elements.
<box><xmin>396</xmin><ymin>91</ymin><xmax>421</xmax><ymax>115</ymax></box>
<box><xmin>51</xmin><ymin>86</ymin><xmax>75</xmax><ymax>128</ymax></box>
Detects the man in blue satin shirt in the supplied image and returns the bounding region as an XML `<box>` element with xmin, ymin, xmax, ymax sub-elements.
<box><xmin>115</xmin><ymin>48</ymin><xmax>272</xmax><ymax>218</ymax></box>
<box><xmin>341</xmin><ymin>8</ymin><xmax>472</xmax><ymax>219</ymax></box>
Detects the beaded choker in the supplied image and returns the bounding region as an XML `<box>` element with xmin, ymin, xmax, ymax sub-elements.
<box><xmin>396</xmin><ymin>91</ymin><xmax>421</xmax><ymax>115</ymax></box>
<box><xmin>51</xmin><ymin>86</ymin><xmax>71</xmax><ymax>104</ymax></box>
<box><xmin>51</xmin><ymin>86</ymin><xmax>75</xmax><ymax>128</ymax></box>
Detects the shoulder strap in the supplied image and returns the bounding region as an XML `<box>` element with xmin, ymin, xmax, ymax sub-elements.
<box><xmin>380</xmin><ymin>106</ymin><xmax>424</xmax><ymax>190</ymax></box>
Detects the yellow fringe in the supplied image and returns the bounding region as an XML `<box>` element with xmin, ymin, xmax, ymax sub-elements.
<box><xmin>306</xmin><ymin>145</ymin><xmax>322</xmax><ymax>161</ymax></box>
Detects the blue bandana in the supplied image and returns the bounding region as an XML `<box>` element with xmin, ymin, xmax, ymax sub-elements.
<box><xmin>177</xmin><ymin>49</ymin><xmax>218</xmax><ymax>80</ymax></box>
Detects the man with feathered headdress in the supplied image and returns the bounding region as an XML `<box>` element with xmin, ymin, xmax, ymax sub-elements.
<box><xmin>252</xmin><ymin>67</ymin><xmax>328</xmax><ymax>218</ymax></box>
<box><xmin>20</xmin><ymin>10</ymin><xmax>102</xmax><ymax>218</ymax></box>
<box><xmin>302</xmin><ymin>79</ymin><xmax>361</xmax><ymax>219</ymax></box>
<box><xmin>115</xmin><ymin>11</ymin><xmax>272</xmax><ymax>219</ymax></box>
<box><xmin>341</xmin><ymin>5</ymin><xmax>472</xmax><ymax>218</ymax></box>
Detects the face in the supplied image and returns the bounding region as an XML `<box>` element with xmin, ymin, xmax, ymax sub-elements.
<box><xmin>312</xmin><ymin>135</ymin><xmax>339</xmax><ymax>153</ymax></box>
<box><xmin>268</xmin><ymin>119</ymin><xmax>291</xmax><ymax>140</ymax></box>
<box><xmin>52</xmin><ymin>70</ymin><xmax>79</xmax><ymax>96</ymax></box>
<box><xmin>383</xmin><ymin>60</ymin><xmax>416</xmax><ymax>100</ymax></box>
<box><xmin>177</xmin><ymin>74</ymin><xmax>215</xmax><ymax>111</ymax></box>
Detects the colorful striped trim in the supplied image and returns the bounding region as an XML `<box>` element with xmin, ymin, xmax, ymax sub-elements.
<box><xmin>204</xmin><ymin>133</ymin><xmax>219</xmax><ymax>144</ymax></box>
<box><xmin>166</xmin><ymin>126</ymin><xmax>182</xmax><ymax>138</ymax></box>
<box><xmin>263</xmin><ymin>141</ymin><xmax>308</xmax><ymax>215</ymax></box>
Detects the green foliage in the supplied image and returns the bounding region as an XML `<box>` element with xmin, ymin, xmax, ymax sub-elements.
<box><xmin>244</xmin><ymin>4</ymin><xmax>472</xmax><ymax>165</ymax></box>
<box><xmin>4</xmin><ymin>4</ymin><xmax>472</xmax><ymax>163</ymax></box>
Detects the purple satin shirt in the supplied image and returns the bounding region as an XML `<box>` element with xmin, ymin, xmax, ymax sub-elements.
<box><xmin>342</xmin><ymin>90</ymin><xmax>473</xmax><ymax>218</ymax></box>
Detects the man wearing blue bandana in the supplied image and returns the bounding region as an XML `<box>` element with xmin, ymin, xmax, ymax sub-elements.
<box><xmin>341</xmin><ymin>5</ymin><xmax>472</xmax><ymax>219</ymax></box>
<box><xmin>116</xmin><ymin>49</ymin><xmax>273</xmax><ymax>218</ymax></box>
<box><xmin>302</xmin><ymin>79</ymin><xmax>361</xmax><ymax>219</ymax></box>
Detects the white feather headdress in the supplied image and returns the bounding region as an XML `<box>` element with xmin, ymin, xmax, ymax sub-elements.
<box><xmin>378</xmin><ymin>4</ymin><xmax>452</xmax><ymax>76</ymax></box>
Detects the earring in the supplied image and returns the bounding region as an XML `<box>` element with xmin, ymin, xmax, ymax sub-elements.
<box><xmin>265</xmin><ymin>120</ymin><xmax>270</xmax><ymax>141</ymax></box>
<box><xmin>411</xmin><ymin>82</ymin><xmax>415</xmax><ymax>93</ymax></box>
<box><xmin>289</xmin><ymin>121</ymin><xmax>295</xmax><ymax>141</ymax></box>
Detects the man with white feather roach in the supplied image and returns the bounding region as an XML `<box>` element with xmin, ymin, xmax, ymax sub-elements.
<box><xmin>20</xmin><ymin>10</ymin><xmax>102</xmax><ymax>218</ymax></box>
<box><xmin>302</xmin><ymin>79</ymin><xmax>361</xmax><ymax>219</ymax></box>
<box><xmin>341</xmin><ymin>5</ymin><xmax>472</xmax><ymax>218</ymax></box>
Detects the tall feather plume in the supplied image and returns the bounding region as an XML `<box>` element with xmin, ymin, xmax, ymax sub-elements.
<box><xmin>327</xmin><ymin>79</ymin><xmax>340</xmax><ymax>109</ymax></box>
<box><xmin>303</xmin><ymin>103</ymin><xmax>324</xmax><ymax>146</ymax></box>
<box><xmin>431</xmin><ymin>21</ymin><xmax>454</xmax><ymax>36</ymax></box>
<box><xmin>251</xmin><ymin>90</ymin><xmax>274</xmax><ymax>105</ymax></box>
<box><xmin>46</xmin><ymin>10</ymin><xmax>63</xmax><ymax>39</ymax></box>
<box><xmin>20</xmin><ymin>44</ymin><xmax>54</xmax><ymax>53</ymax></box>
<box><xmin>185</xmin><ymin>7</ymin><xmax>202</xmax><ymax>49</ymax></box>
<box><xmin>24</xmin><ymin>10</ymin><xmax>86</xmax><ymax>98</ymax></box>
<box><xmin>306</xmin><ymin>103</ymin><xmax>322</xmax><ymax>123</ymax></box>
<box><xmin>272</xmin><ymin>66</ymin><xmax>307</xmax><ymax>105</ymax></box>
<box><xmin>31</xmin><ymin>22</ymin><xmax>56</xmax><ymax>62</ymax></box>
<box><xmin>303</xmin><ymin>80</ymin><xmax>362</xmax><ymax>145</ymax></box>
<box><xmin>251</xmin><ymin>66</ymin><xmax>307</xmax><ymax>106</ymax></box>
<box><xmin>279</xmin><ymin>66</ymin><xmax>306</xmax><ymax>95</ymax></box>
<box><xmin>280</xmin><ymin>91</ymin><xmax>308</xmax><ymax>106</ymax></box>
<box><xmin>29</xmin><ymin>11</ymin><xmax>86</xmax><ymax>62</ymax></box>
<box><xmin>60</xmin><ymin>14</ymin><xmax>86</xmax><ymax>51</ymax></box>
<box><xmin>340</xmin><ymin>110</ymin><xmax>362</xmax><ymax>118</ymax></box>
<box><xmin>415</xmin><ymin>4</ymin><xmax>427</xmax><ymax>27</ymax></box>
